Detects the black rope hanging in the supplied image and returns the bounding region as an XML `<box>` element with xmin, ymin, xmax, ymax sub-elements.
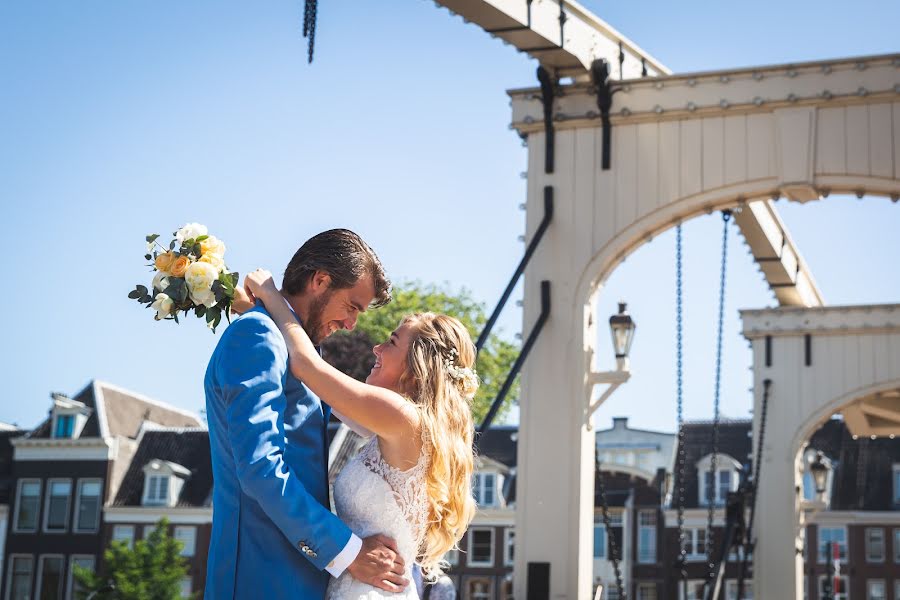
<box><xmin>302</xmin><ymin>0</ymin><xmax>318</xmax><ymax>63</ymax></box>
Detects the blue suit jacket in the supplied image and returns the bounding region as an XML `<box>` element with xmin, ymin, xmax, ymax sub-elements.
<box><xmin>204</xmin><ymin>305</ymin><xmax>352</xmax><ymax>599</ymax></box>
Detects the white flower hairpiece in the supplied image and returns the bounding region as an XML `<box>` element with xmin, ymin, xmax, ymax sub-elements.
<box><xmin>443</xmin><ymin>348</ymin><xmax>478</xmax><ymax>399</ymax></box>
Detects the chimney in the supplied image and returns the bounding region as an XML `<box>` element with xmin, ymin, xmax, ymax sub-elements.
<box><xmin>612</xmin><ymin>417</ymin><xmax>628</xmax><ymax>429</ymax></box>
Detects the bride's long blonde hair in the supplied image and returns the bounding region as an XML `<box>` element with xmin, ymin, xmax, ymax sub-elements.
<box><xmin>398</xmin><ymin>313</ymin><xmax>477</xmax><ymax>578</ymax></box>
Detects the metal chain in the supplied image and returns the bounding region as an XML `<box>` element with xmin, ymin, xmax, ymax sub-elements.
<box><xmin>675</xmin><ymin>224</ymin><xmax>688</xmax><ymax>589</ymax></box>
<box><xmin>596</xmin><ymin>467</ymin><xmax>626</xmax><ymax>600</ymax></box>
<box><xmin>302</xmin><ymin>0</ymin><xmax>318</xmax><ymax>63</ymax></box>
<box><xmin>737</xmin><ymin>379</ymin><xmax>772</xmax><ymax>599</ymax></box>
<box><xmin>706</xmin><ymin>210</ymin><xmax>731</xmax><ymax>583</ymax></box>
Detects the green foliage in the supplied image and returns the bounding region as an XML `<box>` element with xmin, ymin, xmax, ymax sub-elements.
<box><xmin>352</xmin><ymin>281</ymin><xmax>519</xmax><ymax>423</ymax></box>
<box><xmin>74</xmin><ymin>518</ymin><xmax>194</xmax><ymax>600</ymax></box>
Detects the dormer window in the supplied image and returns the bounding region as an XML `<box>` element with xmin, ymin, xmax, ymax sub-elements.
<box><xmin>50</xmin><ymin>394</ymin><xmax>91</xmax><ymax>439</ymax></box>
<box><xmin>697</xmin><ymin>454</ymin><xmax>741</xmax><ymax>507</ymax></box>
<box><xmin>142</xmin><ymin>460</ymin><xmax>190</xmax><ymax>507</ymax></box>
<box><xmin>473</xmin><ymin>472</ymin><xmax>497</xmax><ymax>507</ymax></box>
<box><xmin>893</xmin><ymin>464</ymin><xmax>900</xmax><ymax>506</ymax></box>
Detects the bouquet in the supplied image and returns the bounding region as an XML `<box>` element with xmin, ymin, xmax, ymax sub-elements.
<box><xmin>128</xmin><ymin>223</ymin><xmax>239</xmax><ymax>333</ymax></box>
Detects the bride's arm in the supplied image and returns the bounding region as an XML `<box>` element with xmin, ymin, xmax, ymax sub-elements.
<box><xmin>245</xmin><ymin>271</ymin><xmax>418</xmax><ymax>441</ymax></box>
<box><xmin>332</xmin><ymin>409</ymin><xmax>375</xmax><ymax>439</ymax></box>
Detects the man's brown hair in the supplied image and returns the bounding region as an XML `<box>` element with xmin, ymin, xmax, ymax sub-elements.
<box><xmin>283</xmin><ymin>229</ymin><xmax>391</xmax><ymax>308</ymax></box>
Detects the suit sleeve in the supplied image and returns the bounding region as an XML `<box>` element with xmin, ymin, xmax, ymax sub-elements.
<box><xmin>216</xmin><ymin>313</ymin><xmax>353</xmax><ymax>570</ymax></box>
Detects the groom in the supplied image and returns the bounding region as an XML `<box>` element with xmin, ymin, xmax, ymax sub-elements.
<box><xmin>204</xmin><ymin>229</ymin><xmax>408</xmax><ymax>598</ymax></box>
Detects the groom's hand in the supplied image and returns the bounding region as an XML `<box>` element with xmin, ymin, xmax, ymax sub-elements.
<box><xmin>346</xmin><ymin>534</ymin><xmax>408</xmax><ymax>593</ymax></box>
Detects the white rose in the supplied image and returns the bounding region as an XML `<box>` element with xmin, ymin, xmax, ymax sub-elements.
<box><xmin>151</xmin><ymin>272</ymin><xmax>170</xmax><ymax>292</ymax></box>
<box><xmin>151</xmin><ymin>293</ymin><xmax>174</xmax><ymax>320</ymax></box>
<box><xmin>185</xmin><ymin>262</ymin><xmax>220</xmax><ymax>307</ymax></box>
<box><xmin>199</xmin><ymin>235</ymin><xmax>226</xmax><ymax>258</ymax></box>
<box><xmin>175</xmin><ymin>222</ymin><xmax>208</xmax><ymax>245</ymax></box>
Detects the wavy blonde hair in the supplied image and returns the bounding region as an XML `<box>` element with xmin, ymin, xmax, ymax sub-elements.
<box><xmin>397</xmin><ymin>313</ymin><xmax>478</xmax><ymax>579</ymax></box>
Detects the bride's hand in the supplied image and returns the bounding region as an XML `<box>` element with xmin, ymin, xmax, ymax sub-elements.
<box><xmin>230</xmin><ymin>286</ymin><xmax>256</xmax><ymax>315</ymax></box>
<box><xmin>243</xmin><ymin>269</ymin><xmax>279</xmax><ymax>306</ymax></box>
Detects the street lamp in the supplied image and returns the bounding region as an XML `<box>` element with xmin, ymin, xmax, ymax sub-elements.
<box><xmin>585</xmin><ymin>302</ymin><xmax>637</xmax><ymax>429</ymax></box>
<box><xmin>609</xmin><ymin>302</ymin><xmax>636</xmax><ymax>370</ymax></box>
<box><xmin>809</xmin><ymin>451</ymin><xmax>830</xmax><ymax>499</ymax></box>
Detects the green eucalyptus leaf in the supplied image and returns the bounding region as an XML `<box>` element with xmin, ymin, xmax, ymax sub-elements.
<box><xmin>128</xmin><ymin>290</ymin><xmax>141</xmax><ymax>300</ymax></box>
<box><xmin>146</xmin><ymin>234</ymin><xmax>160</xmax><ymax>244</ymax></box>
<box><xmin>144</xmin><ymin>254</ymin><xmax>152</xmax><ymax>261</ymax></box>
<box><xmin>195</xmin><ymin>235</ymin><xmax>209</xmax><ymax>242</ymax></box>
<box><xmin>195</xmin><ymin>305</ymin><xmax>207</xmax><ymax>318</ymax></box>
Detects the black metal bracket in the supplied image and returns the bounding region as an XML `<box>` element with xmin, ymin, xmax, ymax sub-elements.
<box><xmin>478</xmin><ymin>280</ymin><xmax>551</xmax><ymax>434</ymax></box>
<box><xmin>558</xmin><ymin>1</ymin><xmax>567</xmax><ymax>48</ymax></box>
<box><xmin>590</xmin><ymin>59</ymin><xmax>621</xmax><ymax>170</ymax></box>
<box><xmin>475</xmin><ymin>187</ymin><xmax>553</xmax><ymax>354</ymax></box>
<box><xmin>537</xmin><ymin>66</ymin><xmax>558</xmax><ymax>174</ymax></box>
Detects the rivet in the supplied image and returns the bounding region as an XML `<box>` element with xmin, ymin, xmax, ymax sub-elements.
<box><xmin>517</xmin><ymin>235</ymin><xmax>526</xmax><ymax>242</ymax></box>
<box><xmin>821</xmin><ymin>90</ymin><xmax>832</xmax><ymax>100</ymax></box>
<box><xmin>622</xmin><ymin>84</ymin><xmax>632</xmax><ymax>93</ymax></box>
<box><xmin>787</xmin><ymin>68</ymin><xmax>798</xmax><ymax>78</ymax></box>
<box><xmin>720</xmin><ymin>75</ymin><xmax>730</xmax><ymax>83</ymax></box>
<box><xmin>654</xmin><ymin>104</ymin><xmax>664</xmax><ymax>114</ymax></box>
<box><xmin>857</xmin><ymin>87</ymin><xmax>868</xmax><ymax>97</ymax></box>
<box><xmin>852</xmin><ymin>435</ymin><xmax>859</xmax><ymax>440</ymax></box>
<box><xmin>553</xmin><ymin>113</ymin><xmax>565</xmax><ymax>121</ymax></box>
<box><xmin>621</xmin><ymin>107</ymin><xmax>631</xmax><ymax>116</ymax></box>
<box><xmin>519</xmin><ymin>172</ymin><xmax>528</xmax><ymax>179</ymax></box>
<box><xmin>821</xmin><ymin>64</ymin><xmax>832</xmax><ymax>75</ymax></box>
<box><xmin>752</xmin><ymin>72</ymin><xmax>764</xmax><ymax>81</ymax></box>
<box><xmin>508</xmin><ymin>124</ymin><xmax>515</xmax><ymax>130</ymax></box>
<box><xmin>518</xmin><ymin>203</ymin><xmax>526</xmax><ymax>210</ymax></box>
<box><xmin>586</xmin><ymin>110</ymin><xmax>598</xmax><ymax>119</ymax></box>
<box><xmin>687</xmin><ymin>78</ymin><xmax>697</xmax><ymax>87</ymax></box>
<box><xmin>855</xmin><ymin>189</ymin><xmax>865</xmax><ymax>199</ymax></box>
<box><xmin>787</xmin><ymin>93</ymin><xmax>798</xmax><ymax>103</ymax></box>
<box><xmin>523</xmin><ymin>115</ymin><xmax>535</xmax><ymax>124</ymax></box>
<box><xmin>654</xmin><ymin>81</ymin><xmax>664</xmax><ymax>90</ymax></box>
<box><xmin>855</xmin><ymin>61</ymin><xmax>867</xmax><ymax>71</ymax></box>
<box><xmin>686</xmin><ymin>102</ymin><xmax>697</xmax><ymax>112</ymax></box>
<box><xmin>821</xmin><ymin>188</ymin><xmax>831</xmax><ymax>198</ymax></box>
<box><xmin>892</xmin><ymin>194</ymin><xmax>899</xmax><ymax>203</ymax></box>
<box><xmin>719</xmin><ymin>99</ymin><xmax>730</xmax><ymax>109</ymax></box>
<box><xmin>753</xmin><ymin>96</ymin><xmax>764</xmax><ymax>106</ymax></box>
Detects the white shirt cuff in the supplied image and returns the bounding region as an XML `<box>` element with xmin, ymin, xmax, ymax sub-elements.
<box><xmin>325</xmin><ymin>533</ymin><xmax>362</xmax><ymax>578</ymax></box>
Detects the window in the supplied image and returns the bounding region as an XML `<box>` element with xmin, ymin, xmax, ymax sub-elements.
<box><xmin>894</xmin><ymin>529</ymin><xmax>900</xmax><ymax>563</ymax></box>
<box><xmin>637</xmin><ymin>511</ymin><xmax>657</xmax><ymax>564</ymax></box>
<box><xmin>444</xmin><ymin>548</ymin><xmax>459</xmax><ymax>567</ymax></box>
<box><xmin>702</xmin><ymin>470</ymin><xmax>736</xmax><ymax>506</ymax></box>
<box><xmin>895</xmin><ymin>581</ymin><xmax>900</xmax><ymax>600</ymax></box>
<box><xmin>725</xmin><ymin>580</ymin><xmax>753</xmax><ymax>600</ymax></box>
<box><xmin>54</xmin><ymin>414</ymin><xmax>74</xmax><ymax>438</ymax></box>
<box><xmin>467</xmin><ymin>528</ymin><xmax>495</xmax><ymax>567</ymax></box>
<box><xmin>35</xmin><ymin>555</ymin><xmax>64</xmax><ymax>600</ymax></box>
<box><xmin>719</xmin><ymin>471</ymin><xmax>733</xmax><ymax>503</ymax></box>
<box><xmin>180</xmin><ymin>576</ymin><xmax>193</xmax><ymax>598</ymax></box>
<box><xmin>867</xmin><ymin>580</ymin><xmax>886</xmax><ymax>600</ymax></box>
<box><xmin>43</xmin><ymin>479</ymin><xmax>71</xmax><ymax>532</ymax></box>
<box><xmin>866</xmin><ymin>528</ymin><xmax>885</xmax><ymax>563</ymax></box>
<box><xmin>466</xmin><ymin>577</ymin><xmax>493</xmax><ymax>600</ymax></box>
<box><xmin>684</xmin><ymin>528</ymin><xmax>707</xmax><ymax>561</ymax></box>
<box><xmin>504</xmin><ymin>529</ymin><xmax>515</xmax><ymax>566</ymax></box>
<box><xmin>500</xmin><ymin>579</ymin><xmax>514</xmax><ymax>600</ymax></box>
<box><xmin>142</xmin><ymin>523</ymin><xmax>158</xmax><ymax>539</ymax></box>
<box><xmin>472</xmin><ymin>473</ymin><xmax>496</xmax><ymax>507</ymax></box>
<box><xmin>893</xmin><ymin>465</ymin><xmax>900</xmax><ymax>505</ymax></box>
<box><xmin>636</xmin><ymin>583</ymin><xmax>657</xmax><ymax>600</ymax></box>
<box><xmin>75</xmin><ymin>479</ymin><xmax>102</xmax><ymax>533</ymax></box>
<box><xmin>683</xmin><ymin>580</ymin><xmax>706</xmax><ymax>600</ymax></box>
<box><xmin>817</xmin><ymin>527</ymin><xmax>848</xmax><ymax>563</ymax></box>
<box><xmin>68</xmin><ymin>555</ymin><xmax>95</xmax><ymax>600</ymax></box>
<box><xmin>818</xmin><ymin>576</ymin><xmax>849</xmax><ymax>600</ymax></box>
<box><xmin>144</xmin><ymin>474</ymin><xmax>170</xmax><ymax>506</ymax></box>
<box><xmin>14</xmin><ymin>480</ymin><xmax>41</xmax><ymax>532</ymax></box>
<box><xmin>6</xmin><ymin>556</ymin><xmax>34</xmax><ymax>600</ymax></box>
<box><xmin>112</xmin><ymin>525</ymin><xmax>135</xmax><ymax>548</ymax></box>
<box><xmin>594</xmin><ymin>514</ymin><xmax>607</xmax><ymax>559</ymax></box>
<box><xmin>174</xmin><ymin>526</ymin><xmax>196</xmax><ymax>557</ymax></box>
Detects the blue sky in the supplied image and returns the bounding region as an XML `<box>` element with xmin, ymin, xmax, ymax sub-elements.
<box><xmin>1</xmin><ymin>0</ymin><xmax>898</xmax><ymax>432</ymax></box>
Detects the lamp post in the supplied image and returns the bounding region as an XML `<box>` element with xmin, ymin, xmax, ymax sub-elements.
<box><xmin>809</xmin><ymin>452</ymin><xmax>829</xmax><ymax>499</ymax></box>
<box><xmin>585</xmin><ymin>302</ymin><xmax>637</xmax><ymax>429</ymax></box>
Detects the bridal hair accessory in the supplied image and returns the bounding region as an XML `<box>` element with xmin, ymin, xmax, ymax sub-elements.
<box><xmin>443</xmin><ymin>348</ymin><xmax>479</xmax><ymax>399</ymax></box>
<box><xmin>127</xmin><ymin>223</ymin><xmax>239</xmax><ymax>333</ymax></box>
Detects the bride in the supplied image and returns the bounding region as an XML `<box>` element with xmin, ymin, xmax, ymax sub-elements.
<box><xmin>243</xmin><ymin>269</ymin><xmax>477</xmax><ymax>599</ymax></box>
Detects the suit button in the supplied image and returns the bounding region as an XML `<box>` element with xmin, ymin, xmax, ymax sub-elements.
<box><xmin>298</xmin><ymin>541</ymin><xmax>307</xmax><ymax>550</ymax></box>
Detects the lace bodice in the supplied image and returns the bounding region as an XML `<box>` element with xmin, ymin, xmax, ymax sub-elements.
<box><xmin>327</xmin><ymin>437</ymin><xmax>430</xmax><ymax>599</ymax></box>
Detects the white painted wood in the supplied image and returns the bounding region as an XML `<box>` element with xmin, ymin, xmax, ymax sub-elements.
<box><xmin>724</xmin><ymin>115</ymin><xmax>748</xmax><ymax>185</ymax></box>
<box><xmin>894</xmin><ymin>103</ymin><xmax>900</xmax><ymax>179</ymax></box>
<box><xmin>845</xmin><ymin>105</ymin><xmax>870</xmax><ymax>177</ymax></box>
<box><xmin>657</xmin><ymin>120</ymin><xmax>680</xmax><ymax>206</ymax></box>
<box><xmin>816</xmin><ymin>107</ymin><xmax>847</xmax><ymax>175</ymax></box>
<box><xmin>702</xmin><ymin>116</ymin><xmax>725</xmax><ymax>191</ymax></box>
<box><xmin>574</xmin><ymin>128</ymin><xmax>596</xmax><ymax>270</ymax></box>
<box><xmin>614</xmin><ymin>124</ymin><xmax>638</xmax><ymax>232</ymax></box>
<box><xmin>746</xmin><ymin>113</ymin><xmax>774</xmax><ymax>181</ymax></box>
<box><xmin>636</xmin><ymin>122</ymin><xmax>659</xmax><ymax>220</ymax></box>
<box><xmin>774</xmin><ymin>107</ymin><xmax>817</xmax><ymax>186</ymax></box>
<box><xmin>679</xmin><ymin>119</ymin><xmax>702</xmax><ymax>197</ymax></box>
<box><xmin>868</xmin><ymin>103</ymin><xmax>894</xmax><ymax>178</ymax></box>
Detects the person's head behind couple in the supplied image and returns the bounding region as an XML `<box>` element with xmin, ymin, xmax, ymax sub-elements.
<box><xmin>282</xmin><ymin>228</ymin><xmax>478</xmax><ymax>575</ymax></box>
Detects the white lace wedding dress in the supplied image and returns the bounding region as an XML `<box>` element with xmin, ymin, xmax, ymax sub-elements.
<box><xmin>327</xmin><ymin>437</ymin><xmax>430</xmax><ymax>600</ymax></box>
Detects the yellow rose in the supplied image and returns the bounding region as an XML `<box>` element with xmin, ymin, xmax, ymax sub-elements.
<box><xmin>154</xmin><ymin>252</ymin><xmax>176</xmax><ymax>273</ymax></box>
<box><xmin>199</xmin><ymin>253</ymin><xmax>226</xmax><ymax>273</ymax></box>
<box><xmin>199</xmin><ymin>235</ymin><xmax>226</xmax><ymax>258</ymax></box>
<box><xmin>170</xmin><ymin>255</ymin><xmax>191</xmax><ymax>278</ymax></box>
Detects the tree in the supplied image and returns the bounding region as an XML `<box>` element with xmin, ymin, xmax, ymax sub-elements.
<box><xmin>321</xmin><ymin>281</ymin><xmax>519</xmax><ymax>423</ymax></box>
<box><xmin>74</xmin><ymin>518</ymin><xmax>193</xmax><ymax>600</ymax></box>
